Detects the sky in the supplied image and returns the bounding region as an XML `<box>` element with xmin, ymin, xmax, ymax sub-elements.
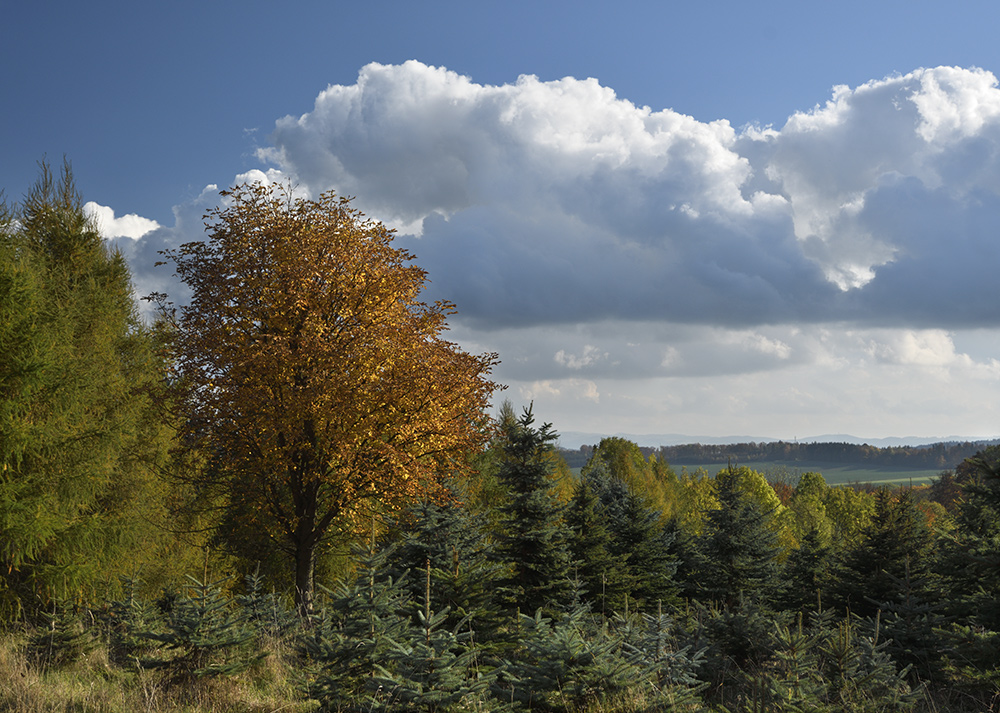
<box><xmin>7</xmin><ymin>1</ymin><xmax>1000</xmax><ymax>445</ymax></box>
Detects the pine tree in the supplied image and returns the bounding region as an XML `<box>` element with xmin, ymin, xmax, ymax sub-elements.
<box><xmin>613</xmin><ymin>604</ymin><xmax>709</xmax><ymax>707</ymax></box>
<box><xmin>817</xmin><ymin>613</ymin><xmax>921</xmax><ymax>711</ymax></box>
<box><xmin>237</xmin><ymin>566</ymin><xmax>298</xmax><ymax>642</ymax></box>
<box><xmin>302</xmin><ymin>541</ymin><xmax>412</xmax><ymax>712</ymax></box>
<box><xmin>494</xmin><ymin>404</ymin><xmax>573</xmax><ymax>616</ymax></box>
<box><xmin>28</xmin><ymin>598</ymin><xmax>100</xmax><ymax>669</ymax></box>
<box><xmin>0</xmin><ymin>161</ymin><xmax>174</xmax><ymax>613</ymax></box>
<box><xmin>565</xmin><ymin>476</ymin><xmax>621</xmax><ymax>616</ymax></box>
<box><xmin>830</xmin><ymin>488</ymin><xmax>936</xmax><ymax>620</ymax></box>
<box><xmin>693</xmin><ymin>465</ymin><xmax>782</xmax><ymax>610</ymax></box>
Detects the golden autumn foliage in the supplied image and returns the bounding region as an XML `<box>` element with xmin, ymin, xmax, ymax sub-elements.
<box><xmin>158</xmin><ymin>182</ymin><xmax>499</xmax><ymax>611</ymax></box>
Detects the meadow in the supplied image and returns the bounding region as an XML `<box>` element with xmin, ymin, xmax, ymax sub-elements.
<box><xmin>673</xmin><ymin>461</ymin><xmax>942</xmax><ymax>486</ymax></box>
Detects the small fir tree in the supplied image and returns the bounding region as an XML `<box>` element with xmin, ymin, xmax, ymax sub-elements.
<box><xmin>565</xmin><ymin>477</ymin><xmax>621</xmax><ymax>617</ymax></box>
<box><xmin>494</xmin><ymin>404</ymin><xmax>573</xmax><ymax>617</ymax></box>
<box><xmin>499</xmin><ymin>597</ymin><xmax>647</xmax><ymax>712</ymax></box>
<box><xmin>387</xmin><ymin>491</ymin><xmax>503</xmax><ymax>640</ymax></box>
<box><xmin>830</xmin><ymin>488</ymin><xmax>936</xmax><ymax>619</ymax></box>
<box><xmin>372</xmin><ymin>561</ymin><xmax>493</xmax><ymax>712</ymax></box>
<box><xmin>301</xmin><ymin>541</ymin><xmax>412</xmax><ymax>712</ymax></box>
<box><xmin>692</xmin><ymin>465</ymin><xmax>782</xmax><ymax>610</ymax></box>
<box><xmin>142</xmin><ymin>575</ymin><xmax>257</xmax><ymax>680</ymax></box>
<box><xmin>779</xmin><ymin>526</ymin><xmax>833</xmax><ymax>613</ymax></box>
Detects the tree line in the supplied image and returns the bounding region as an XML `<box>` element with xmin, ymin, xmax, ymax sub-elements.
<box><xmin>4</xmin><ymin>163</ymin><xmax>1000</xmax><ymax>711</ymax></box>
<box><xmin>559</xmin><ymin>439</ymin><xmax>998</xmax><ymax>471</ymax></box>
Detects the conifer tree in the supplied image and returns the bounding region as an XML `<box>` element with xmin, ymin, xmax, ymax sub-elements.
<box><xmin>779</xmin><ymin>526</ymin><xmax>833</xmax><ymax>613</ymax></box>
<box><xmin>494</xmin><ymin>404</ymin><xmax>573</xmax><ymax>616</ymax></box>
<box><xmin>565</xmin><ymin>477</ymin><xmax>621</xmax><ymax>616</ymax></box>
<box><xmin>103</xmin><ymin>575</ymin><xmax>163</xmax><ymax>667</ymax></box>
<box><xmin>582</xmin><ymin>466</ymin><xmax>679</xmax><ymax>612</ymax></box>
<box><xmin>830</xmin><ymin>488</ymin><xmax>936</xmax><ymax>619</ymax></box>
<box><xmin>938</xmin><ymin>446</ymin><xmax>1000</xmax><ymax>630</ymax></box>
<box><xmin>0</xmin><ymin>161</ymin><xmax>174</xmax><ymax>613</ymax></box>
<box><xmin>499</xmin><ymin>598</ymin><xmax>646</xmax><ymax>712</ymax></box>
<box><xmin>302</xmin><ymin>541</ymin><xmax>412</xmax><ymax>712</ymax></box>
<box><xmin>142</xmin><ymin>575</ymin><xmax>257</xmax><ymax>680</ymax></box>
<box><xmin>387</xmin><ymin>491</ymin><xmax>503</xmax><ymax>642</ymax></box>
<box><xmin>693</xmin><ymin>465</ymin><xmax>782</xmax><ymax>610</ymax></box>
<box><xmin>765</xmin><ymin>616</ymin><xmax>828</xmax><ymax>712</ymax></box>
<box><xmin>372</xmin><ymin>562</ymin><xmax>493</xmax><ymax>713</ymax></box>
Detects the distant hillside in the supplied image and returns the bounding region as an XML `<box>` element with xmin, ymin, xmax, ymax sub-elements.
<box><xmin>557</xmin><ymin>430</ymin><xmax>999</xmax><ymax>449</ymax></box>
<box><xmin>558</xmin><ymin>438</ymin><xmax>1000</xmax><ymax>472</ymax></box>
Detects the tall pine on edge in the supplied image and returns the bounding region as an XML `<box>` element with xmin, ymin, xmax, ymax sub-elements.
<box><xmin>0</xmin><ymin>162</ymin><xmax>173</xmax><ymax>615</ymax></box>
<box><xmin>494</xmin><ymin>403</ymin><xmax>573</xmax><ymax>618</ymax></box>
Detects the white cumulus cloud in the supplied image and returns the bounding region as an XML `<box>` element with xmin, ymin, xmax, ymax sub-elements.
<box><xmin>254</xmin><ymin>62</ymin><xmax>1000</xmax><ymax>332</ymax></box>
<box><xmin>84</xmin><ymin>202</ymin><xmax>160</xmax><ymax>240</ymax></box>
<box><xmin>95</xmin><ymin>62</ymin><xmax>1000</xmax><ymax>438</ymax></box>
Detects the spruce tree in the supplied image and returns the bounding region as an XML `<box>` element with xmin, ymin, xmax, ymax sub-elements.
<box><xmin>593</xmin><ymin>470</ymin><xmax>679</xmax><ymax>611</ymax></box>
<box><xmin>103</xmin><ymin>575</ymin><xmax>163</xmax><ymax>667</ymax></box>
<box><xmin>565</xmin><ymin>476</ymin><xmax>621</xmax><ymax>616</ymax></box>
<box><xmin>372</xmin><ymin>562</ymin><xmax>493</xmax><ymax>713</ymax></box>
<box><xmin>938</xmin><ymin>446</ymin><xmax>1000</xmax><ymax>629</ymax></box>
<box><xmin>779</xmin><ymin>526</ymin><xmax>833</xmax><ymax>613</ymax></box>
<box><xmin>387</xmin><ymin>491</ymin><xmax>502</xmax><ymax>639</ymax></box>
<box><xmin>830</xmin><ymin>488</ymin><xmax>936</xmax><ymax>619</ymax></box>
<box><xmin>499</xmin><ymin>598</ymin><xmax>646</xmax><ymax>712</ymax></box>
<box><xmin>693</xmin><ymin>465</ymin><xmax>782</xmax><ymax>610</ymax></box>
<box><xmin>142</xmin><ymin>575</ymin><xmax>257</xmax><ymax>680</ymax></box>
<box><xmin>494</xmin><ymin>404</ymin><xmax>573</xmax><ymax>616</ymax></box>
<box><xmin>302</xmin><ymin>541</ymin><xmax>413</xmax><ymax>712</ymax></box>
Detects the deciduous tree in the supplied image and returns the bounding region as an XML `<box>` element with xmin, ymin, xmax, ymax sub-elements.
<box><xmin>158</xmin><ymin>182</ymin><xmax>498</xmax><ymax>615</ymax></box>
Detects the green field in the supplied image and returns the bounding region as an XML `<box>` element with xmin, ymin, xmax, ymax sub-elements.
<box><xmin>671</xmin><ymin>460</ymin><xmax>943</xmax><ymax>486</ymax></box>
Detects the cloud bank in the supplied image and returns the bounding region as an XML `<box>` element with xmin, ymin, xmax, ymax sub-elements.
<box><xmin>254</xmin><ymin>62</ymin><xmax>1000</xmax><ymax>330</ymax></box>
<box><xmin>96</xmin><ymin>62</ymin><xmax>1000</xmax><ymax>436</ymax></box>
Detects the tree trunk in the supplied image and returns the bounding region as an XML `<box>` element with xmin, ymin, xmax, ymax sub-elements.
<box><xmin>294</xmin><ymin>539</ymin><xmax>315</xmax><ymax>619</ymax></box>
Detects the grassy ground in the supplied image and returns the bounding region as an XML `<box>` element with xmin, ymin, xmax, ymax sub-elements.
<box><xmin>672</xmin><ymin>460</ymin><xmax>942</xmax><ymax>486</ymax></box>
<box><xmin>0</xmin><ymin>630</ymin><xmax>317</xmax><ymax>713</ymax></box>
<box><xmin>569</xmin><ymin>461</ymin><xmax>943</xmax><ymax>486</ymax></box>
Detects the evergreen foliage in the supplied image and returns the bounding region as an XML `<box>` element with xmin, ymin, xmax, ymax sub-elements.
<box><xmin>387</xmin><ymin>492</ymin><xmax>502</xmax><ymax>638</ymax></box>
<box><xmin>596</xmin><ymin>473</ymin><xmax>678</xmax><ymax>610</ymax></box>
<box><xmin>103</xmin><ymin>575</ymin><xmax>163</xmax><ymax>667</ymax></box>
<box><xmin>371</xmin><ymin>562</ymin><xmax>493</xmax><ymax>713</ymax></box>
<box><xmin>0</xmin><ymin>161</ymin><xmax>175</xmax><ymax>614</ymax></box>
<box><xmin>779</xmin><ymin>526</ymin><xmax>833</xmax><ymax>612</ymax></box>
<box><xmin>27</xmin><ymin>598</ymin><xmax>100</xmax><ymax>668</ymax></box>
<box><xmin>494</xmin><ymin>404</ymin><xmax>574</xmax><ymax>616</ymax></box>
<box><xmin>565</xmin><ymin>476</ymin><xmax>621</xmax><ymax>616</ymax></box>
<box><xmin>499</xmin><ymin>599</ymin><xmax>647</xmax><ymax>712</ymax></box>
<box><xmin>141</xmin><ymin>575</ymin><xmax>257</xmax><ymax>680</ymax></box>
<box><xmin>237</xmin><ymin>566</ymin><xmax>298</xmax><ymax>642</ymax></box>
<box><xmin>301</xmin><ymin>542</ymin><xmax>412</xmax><ymax>712</ymax></box>
<box><xmin>938</xmin><ymin>446</ymin><xmax>1000</xmax><ymax>630</ymax></box>
<box><xmin>692</xmin><ymin>465</ymin><xmax>782</xmax><ymax>609</ymax></box>
<box><xmin>831</xmin><ymin>488</ymin><xmax>936</xmax><ymax>619</ymax></box>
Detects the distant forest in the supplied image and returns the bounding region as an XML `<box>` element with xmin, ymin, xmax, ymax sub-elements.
<box><xmin>560</xmin><ymin>439</ymin><xmax>1000</xmax><ymax>470</ymax></box>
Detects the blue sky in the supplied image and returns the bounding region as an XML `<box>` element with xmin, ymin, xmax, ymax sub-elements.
<box><xmin>7</xmin><ymin>1</ymin><xmax>1000</xmax><ymax>444</ymax></box>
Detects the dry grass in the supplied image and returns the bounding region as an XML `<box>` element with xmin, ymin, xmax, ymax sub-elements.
<box><xmin>0</xmin><ymin>630</ymin><xmax>318</xmax><ymax>713</ymax></box>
